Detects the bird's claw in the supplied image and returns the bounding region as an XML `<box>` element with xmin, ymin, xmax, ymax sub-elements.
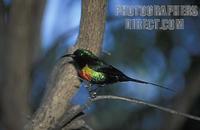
<box><xmin>90</xmin><ymin>91</ymin><xmax>97</xmax><ymax>98</ymax></box>
<box><xmin>84</xmin><ymin>83</ymin><xmax>99</xmax><ymax>98</ymax></box>
<box><xmin>88</xmin><ymin>88</ymin><xmax>97</xmax><ymax>98</ymax></box>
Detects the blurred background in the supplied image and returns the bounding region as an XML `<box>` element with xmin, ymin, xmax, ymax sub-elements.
<box><xmin>0</xmin><ymin>0</ymin><xmax>200</xmax><ymax>130</ymax></box>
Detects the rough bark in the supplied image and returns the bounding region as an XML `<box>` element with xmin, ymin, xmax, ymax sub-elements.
<box><xmin>24</xmin><ymin>0</ymin><xmax>107</xmax><ymax>129</ymax></box>
<box><xmin>0</xmin><ymin>0</ymin><xmax>45</xmax><ymax>130</ymax></box>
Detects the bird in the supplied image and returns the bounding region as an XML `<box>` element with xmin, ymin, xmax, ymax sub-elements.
<box><xmin>61</xmin><ymin>48</ymin><xmax>175</xmax><ymax>93</ymax></box>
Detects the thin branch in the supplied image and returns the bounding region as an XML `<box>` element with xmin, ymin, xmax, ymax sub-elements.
<box><xmin>56</xmin><ymin>94</ymin><xmax>200</xmax><ymax>129</ymax></box>
<box><xmin>91</xmin><ymin>95</ymin><xmax>200</xmax><ymax>122</ymax></box>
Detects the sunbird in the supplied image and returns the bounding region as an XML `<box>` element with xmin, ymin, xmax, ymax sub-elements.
<box><xmin>62</xmin><ymin>49</ymin><xmax>175</xmax><ymax>93</ymax></box>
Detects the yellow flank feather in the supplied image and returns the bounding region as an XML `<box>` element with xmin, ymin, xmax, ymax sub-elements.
<box><xmin>82</xmin><ymin>65</ymin><xmax>93</xmax><ymax>76</ymax></box>
<box><xmin>82</xmin><ymin>65</ymin><xmax>105</xmax><ymax>82</ymax></box>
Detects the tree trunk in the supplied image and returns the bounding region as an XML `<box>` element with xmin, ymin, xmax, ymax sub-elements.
<box><xmin>0</xmin><ymin>0</ymin><xmax>45</xmax><ymax>130</ymax></box>
<box><xmin>24</xmin><ymin>0</ymin><xmax>107</xmax><ymax>129</ymax></box>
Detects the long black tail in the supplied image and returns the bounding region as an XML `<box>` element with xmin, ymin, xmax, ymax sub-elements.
<box><xmin>126</xmin><ymin>77</ymin><xmax>176</xmax><ymax>93</ymax></box>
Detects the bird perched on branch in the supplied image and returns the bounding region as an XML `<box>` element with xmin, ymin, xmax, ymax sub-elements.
<box><xmin>62</xmin><ymin>49</ymin><xmax>175</xmax><ymax>94</ymax></box>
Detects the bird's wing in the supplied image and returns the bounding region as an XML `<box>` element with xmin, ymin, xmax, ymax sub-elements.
<box><xmin>88</xmin><ymin>57</ymin><xmax>107</xmax><ymax>67</ymax></box>
<box><xmin>95</xmin><ymin>64</ymin><xmax>126</xmax><ymax>77</ymax></box>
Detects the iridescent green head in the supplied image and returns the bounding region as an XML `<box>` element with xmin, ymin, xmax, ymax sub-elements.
<box><xmin>73</xmin><ymin>49</ymin><xmax>97</xmax><ymax>58</ymax></box>
<box><xmin>62</xmin><ymin>49</ymin><xmax>99</xmax><ymax>68</ymax></box>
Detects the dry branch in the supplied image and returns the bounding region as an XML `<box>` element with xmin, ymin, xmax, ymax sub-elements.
<box><xmin>92</xmin><ymin>95</ymin><xmax>200</xmax><ymax>122</ymax></box>
<box><xmin>55</xmin><ymin>94</ymin><xmax>200</xmax><ymax>130</ymax></box>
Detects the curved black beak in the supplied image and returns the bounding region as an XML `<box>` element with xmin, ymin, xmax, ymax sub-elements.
<box><xmin>61</xmin><ymin>54</ymin><xmax>75</xmax><ymax>58</ymax></box>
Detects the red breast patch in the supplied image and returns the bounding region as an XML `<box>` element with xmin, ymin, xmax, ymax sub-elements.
<box><xmin>79</xmin><ymin>71</ymin><xmax>92</xmax><ymax>81</ymax></box>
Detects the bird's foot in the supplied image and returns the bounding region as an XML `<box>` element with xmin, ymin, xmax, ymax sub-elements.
<box><xmin>89</xmin><ymin>91</ymin><xmax>97</xmax><ymax>98</ymax></box>
<box><xmin>83</xmin><ymin>83</ymin><xmax>100</xmax><ymax>98</ymax></box>
<box><xmin>99</xmin><ymin>84</ymin><xmax>106</xmax><ymax>87</ymax></box>
<box><xmin>87</xmin><ymin>86</ymin><xmax>97</xmax><ymax>98</ymax></box>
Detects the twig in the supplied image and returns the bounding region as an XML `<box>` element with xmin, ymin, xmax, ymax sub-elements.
<box><xmin>91</xmin><ymin>95</ymin><xmax>200</xmax><ymax>122</ymax></box>
<box><xmin>56</xmin><ymin>94</ymin><xmax>200</xmax><ymax>130</ymax></box>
